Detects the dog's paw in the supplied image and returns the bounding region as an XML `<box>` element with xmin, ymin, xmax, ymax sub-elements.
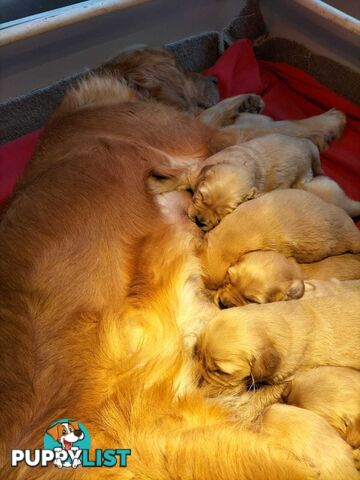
<box><xmin>237</xmin><ymin>94</ymin><xmax>265</xmax><ymax>114</ymax></box>
<box><xmin>147</xmin><ymin>176</ymin><xmax>175</xmax><ymax>194</ymax></box>
<box><xmin>311</xmin><ymin>109</ymin><xmax>346</xmax><ymax>151</ymax></box>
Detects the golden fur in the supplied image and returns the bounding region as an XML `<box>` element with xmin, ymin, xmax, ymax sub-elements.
<box><xmin>196</xmin><ymin>289</ymin><xmax>360</xmax><ymax>395</ymax></box>
<box><xmin>0</xmin><ymin>68</ymin><xmax>333</xmax><ymax>479</ymax></box>
<box><xmin>200</xmin><ymin>189</ymin><xmax>360</xmax><ymax>288</ymax></box>
<box><xmin>215</xmin><ymin>251</ymin><xmax>304</xmax><ymax>307</ymax></box>
<box><xmin>283</xmin><ymin>367</ymin><xmax>360</xmax><ymax>456</ymax></box>
<box><xmin>186</xmin><ymin>136</ymin><xmax>359</xmax><ymax>230</ymax></box>
<box><xmin>227</xmin><ymin>109</ymin><xmax>346</xmax><ymax>151</ymax></box>
<box><xmin>301</xmin><ymin>253</ymin><xmax>360</xmax><ymax>280</ymax></box>
<box><xmin>214</xmin><ymin>252</ymin><xmax>360</xmax><ymax>308</ymax></box>
<box><xmin>148</xmin><ymin>108</ymin><xmax>347</xmax><ymax>196</ymax></box>
<box><xmin>187</xmin><ymin>136</ymin><xmax>324</xmax><ymax>230</ymax></box>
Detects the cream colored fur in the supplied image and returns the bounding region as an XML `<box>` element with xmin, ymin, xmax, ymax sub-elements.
<box><xmin>284</xmin><ymin>366</ymin><xmax>360</xmax><ymax>454</ymax></box>
<box><xmin>201</xmin><ymin>189</ymin><xmax>360</xmax><ymax>287</ymax></box>
<box><xmin>196</xmin><ymin>289</ymin><xmax>360</xmax><ymax>393</ymax></box>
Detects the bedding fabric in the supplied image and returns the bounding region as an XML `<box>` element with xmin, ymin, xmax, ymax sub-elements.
<box><xmin>0</xmin><ymin>39</ymin><xmax>359</xmax><ymax>211</ymax></box>
<box><xmin>204</xmin><ymin>39</ymin><xmax>360</xmax><ymax>202</ymax></box>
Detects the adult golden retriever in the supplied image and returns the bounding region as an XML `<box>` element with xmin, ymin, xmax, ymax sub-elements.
<box><xmin>0</xmin><ymin>49</ymin><xmax>355</xmax><ymax>479</ymax></box>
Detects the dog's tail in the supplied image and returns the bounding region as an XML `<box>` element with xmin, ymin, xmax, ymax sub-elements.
<box><xmin>50</xmin><ymin>74</ymin><xmax>139</xmax><ymax>122</ymax></box>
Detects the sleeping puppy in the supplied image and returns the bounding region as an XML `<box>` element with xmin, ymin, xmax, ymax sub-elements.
<box><xmin>196</xmin><ymin>289</ymin><xmax>360</xmax><ymax>395</ymax></box>
<box><xmin>215</xmin><ymin>251</ymin><xmax>304</xmax><ymax>308</ymax></box>
<box><xmin>215</xmin><ymin>252</ymin><xmax>360</xmax><ymax>308</ymax></box>
<box><xmin>223</xmin><ymin>386</ymin><xmax>359</xmax><ymax>480</ymax></box>
<box><xmin>283</xmin><ymin>366</ymin><xmax>360</xmax><ymax>458</ymax></box>
<box><xmin>300</xmin><ymin>253</ymin><xmax>360</xmax><ymax>280</ymax></box>
<box><xmin>188</xmin><ymin>136</ymin><xmax>360</xmax><ymax>229</ymax></box>
<box><xmin>259</xmin><ymin>404</ymin><xmax>359</xmax><ymax>479</ymax></box>
<box><xmin>200</xmin><ymin>189</ymin><xmax>360</xmax><ymax>287</ymax></box>
<box><xmin>188</xmin><ymin>135</ymin><xmax>324</xmax><ymax>230</ymax></box>
<box><xmin>226</xmin><ymin>109</ymin><xmax>346</xmax><ymax>152</ymax></box>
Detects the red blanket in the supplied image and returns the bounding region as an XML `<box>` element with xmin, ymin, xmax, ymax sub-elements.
<box><xmin>204</xmin><ymin>39</ymin><xmax>360</xmax><ymax>201</ymax></box>
<box><xmin>1</xmin><ymin>39</ymin><xmax>359</xmax><ymax>209</ymax></box>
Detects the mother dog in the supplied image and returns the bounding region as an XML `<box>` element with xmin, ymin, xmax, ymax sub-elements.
<box><xmin>0</xmin><ymin>50</ymin><xmax>352</xmax><ymax>479</ymax></box>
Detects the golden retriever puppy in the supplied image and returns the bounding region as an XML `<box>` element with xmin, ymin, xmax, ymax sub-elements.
<box><xmin>187</xmin><ymin>135</ymin><xmax>325</xmax><ymax>229</ymax></box>
<box><xmin>187</xmin><ymin>138</ymin><xmax>359</xmax><ymax>229</ymax></box>
<box><xmin>258</xmin><ymin>404</ymin><xmax>359</xmax><ymax>480</ymax></box>
<box><xmin>196</xmin><ymin>289</ymin><xmax>360</xmax><ymax>396</ymax></box>
<box><xmin>148</xmin><ymin>107</ymin><xmax>346</xmax><ymax>196</ymax></box>
<box><xmin>200</xmin><ymin>189</ymin><xmax>360</xmax><ymax>287</ymax></box>
<box><xmin>215</xmin><ymin>252</ymin><xmax>360</xmax><ymax>308</ymax></box>
<box><xmin>300</xmin><ymin>253</ymin><xmax>360</xmax><ymax>280</ymax></box>
<box><xmin>303</xmin><ymin>279</ymin><xmax>360</xmax><ymax>298</ymax></box>
<box><xmin>283</xmin><ymin>367</ymin><xmax>360</xmax><ymax>455</ymax></box>
<box><xmin>215</xmin><ymin>251</ymin><xmax>304</xmax><ymax>308</ymax></box>
<box><xmin>217</xmin><ymin>386</ymin><xmax>358</xmax><ymax>480</ymax></box>
<box><xmin>227</xmin><ymin>109</ymin><xmax>346</xmax><ymax>151</ymax></box>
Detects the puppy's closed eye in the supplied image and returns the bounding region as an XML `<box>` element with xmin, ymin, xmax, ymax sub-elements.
<box><xmin>212</xmin><ymin>368</ymin><xmax>231</xmax><ymax>376</ymax></box>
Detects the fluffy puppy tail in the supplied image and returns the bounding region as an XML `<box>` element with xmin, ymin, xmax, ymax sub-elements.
<box><xmin>301</xmin><ymin>176</ymin><xmax>360</xmax><ymax>217</ymax></box>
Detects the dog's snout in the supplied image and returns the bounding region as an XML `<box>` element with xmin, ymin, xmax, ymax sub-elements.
<box><xmin>74</xmin><ymin>429</ymin><xmax>83</xmax><ymax>438</ymax></box>
<box><xmin>194</xmin><ymin>216</ymin><xmax>206</xmax><ymax>228</ymax></box>
<box><xmin>218</xmin><ymin>299</ymin><xmax>230</xmax><ymax>310</ymax></box>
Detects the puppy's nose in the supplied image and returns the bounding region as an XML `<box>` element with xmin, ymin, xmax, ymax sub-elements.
<box><xmin>74</xmin><ymin>429</ymin><xmax>83</xmax><ymax>438</ymax></box>
<box><xmin>194</xmin><ymin>216</ymin><xmax>206</xmax><ymax>229</ymax></box>
<box><xmin>218</xmin><ymin>299</ymin><xmax>230</xmax><ymax>310</ymax></box>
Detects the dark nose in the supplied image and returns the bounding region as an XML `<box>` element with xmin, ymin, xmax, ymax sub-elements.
<box><xmin>74</xmin><ymin>429</ymin><xmax>83</xmax><ymax>438</ymax></box>
<box><xmin>218</xmin><ymin>299</ymin><xmax>229</xmax><ymax>310</ymax></box>
<box><xmin>194</xmin><ymin>216</ymin><xmax>206</xmax><ymax>228</ymax></box>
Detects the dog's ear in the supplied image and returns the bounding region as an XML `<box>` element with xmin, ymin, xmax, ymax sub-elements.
<box><xmin>285</xmin><ymin>279</ymin><xmax>305</xmax><ymax>300</ymax></box>
<box><xmin>251</xmin><ymin>345</ymin><xmax>281</xmax><ymax>380</ymax></box>
<box><xmin>227</xmin><ymin>264</ymin><xmax>239</xmax><ymax>284</ymax></box>
<box><xmin>280</xmin><ymin>381</ymin><xmax>293</xmax><ymax>402</ymax></box>
<box><xmin>46</xmin><ymin>423</ymin><xmax>62</xmax><ymax>440</ymax></box>
<box><xmin>196</xmin><ymin>184</ymin><xmax>211</xmax><ymax>206</ymax></box>
<box><xmin>245</xmin><ymin>187</ymin><xmax>259</xmax><ymax>200</ymax></box>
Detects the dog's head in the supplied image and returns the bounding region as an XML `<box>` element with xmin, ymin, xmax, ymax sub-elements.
<box><xmin>188</xmin><ymin>162</ymin><xmax>257</xmax><ymax>231</ymax></box>
<box><xmin>101</xmin><ymin>47</ymin><xmax>218</xmax><ymax>113</ymax></box>
<box><xmin>215</xmin><ymin>251</ymin><xmax>305</xmax><ymax>308</ymax></box>
<box><xmin>47</xmin><ymin>421</ymin><xmax>84</xmax><ymax>450</ymax></box>
<box><xmin>195</xmin><ymin>315</ymin><xmax>282</xmax><ymax>395</ymax></box>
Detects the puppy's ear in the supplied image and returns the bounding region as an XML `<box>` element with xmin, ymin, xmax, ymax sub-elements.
<box><xmin>227</xmin><ymin>265</ymin><xmax>239</xmax><ymax>284</ymax></box>
<box><xmin>196</xmin><ymin>184</ymin><xmax>211</xmax><ymax>206</ymax></box>
<box><xmin>285</xmin><ymin>280</ymin><xmax>305</xmax><ymax>300</ymax></box>
<box><xmin>245</xmin><ymin>187</ymin><xmax>259</xmax><ymax>200</ymax></box>
<box><xmin>280</xmin><ymin>381</ymin><xmax>293</xmax><ymax>402</ymax></box>
<box><xmin>251</xmin><ymin>345</ymin><xmax>281</xmax><ymax>380</ymax></box>
<box><xmin>46</xmin><ymin>424</ymin><xmax>61</xmax><ymax>440</ymax></box>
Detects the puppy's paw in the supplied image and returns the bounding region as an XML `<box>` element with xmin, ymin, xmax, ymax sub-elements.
<box><xmin>147</xmin><ymin>176</ymin><xmax>177</xmax><ymax>194</ymax></box>
<box><xmin>238</xmin><ymin>94</ymin><xmax>265</xmax><ymax>114</ymax></box>
<box><xmin>311</xmin><ymin>109</ymin><xmax>346</xmax><ymax>151</ymax></box>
